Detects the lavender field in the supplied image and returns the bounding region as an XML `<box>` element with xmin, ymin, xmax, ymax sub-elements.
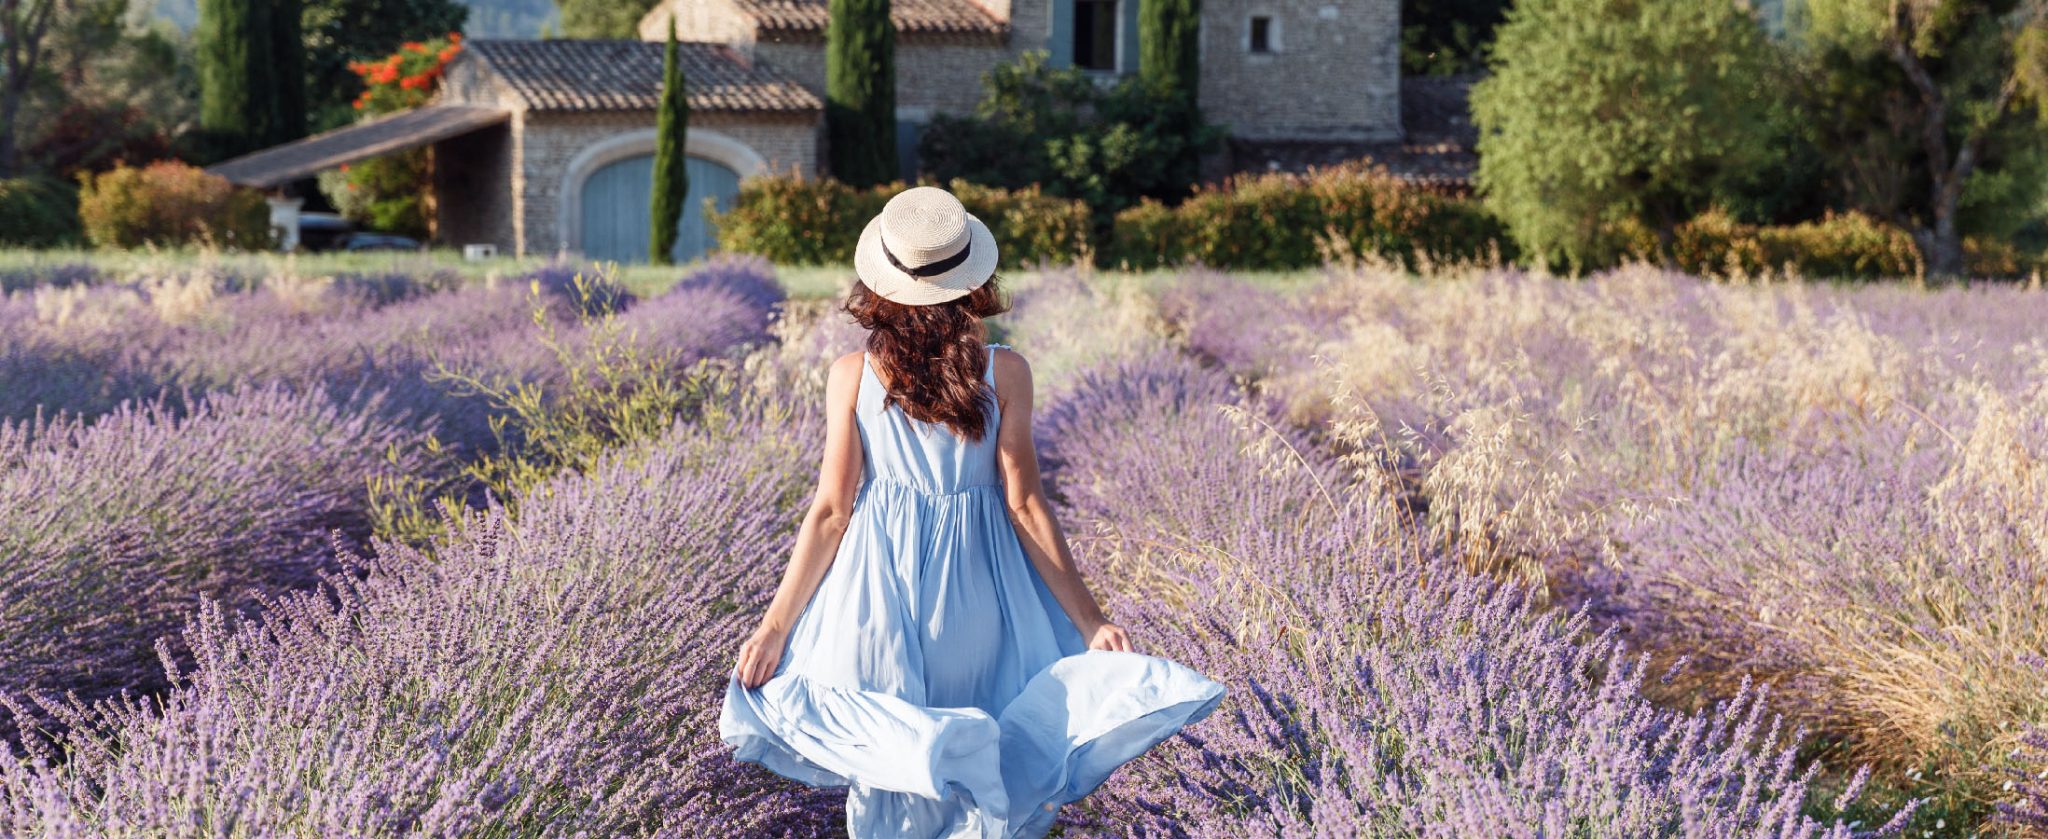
<box><xmin>1</xmin><ymin>258</ymin><xmax>2044</xmax><ymax>837</ymax></box>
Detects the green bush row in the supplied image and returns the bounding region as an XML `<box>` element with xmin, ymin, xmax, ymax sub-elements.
<box><xmin>713</xmin><ymin>168</ymin><xmax>2037</xmax><ymax>280</ymax></box>
<box><xmin>710</xmin><ymin>176</ymin><xmax>1092</xmax><ymax>269</ymax></box>
<box><xmin>1108</xmin><ymin>164</ymin><xmax>1517</xmax><ymax>271</ymax></box>
<box><xmin>713</xmin><ymin>166</ymin><xmax>1519</xmax><ymax>273</ymax></box>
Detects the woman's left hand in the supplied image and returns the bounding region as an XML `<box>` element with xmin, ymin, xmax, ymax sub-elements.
<box><xmin>1085</xmin><ymin>621</ymin><xmax>1134</xmax><ymax>653</ymax></box>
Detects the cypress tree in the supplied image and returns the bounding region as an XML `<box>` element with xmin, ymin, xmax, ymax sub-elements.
<box><xmin>825</xmin><ymin>0</ymin><xmax>896</xmax><ymax>186</ymax></box>
<box><xmin>1139</xmin><ymin>0</ymin><xmax>1199</xmax><ymax>103</ymax></box>
<box><xmin>198</xmin><ymin>0</ymin><xmax>279</xmax><ymax>159</ymax></box>
<box><xmin>650</xmin><ymin>20</ymin><xmax>691</xmax><ymax>265</ymax></box>
<box><xmin>271</xmin><ymin>0</ymin><xmax>307</xmax><ymax>145</ymax></box>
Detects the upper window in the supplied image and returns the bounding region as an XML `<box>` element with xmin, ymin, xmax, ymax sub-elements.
<box><xmin>1249</xmin><ymin>15</ymin><xmax>1274</xmax><ymax>53</ymax></box>
<box><xmin>1073</xmin><ymin>0</ymin><xmax>1120</xmax><ymax>71</ymax></box>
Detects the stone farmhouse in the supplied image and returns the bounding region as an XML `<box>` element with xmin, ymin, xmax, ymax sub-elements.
<box><xmin>208</xmin><ymin>0</ymin><xmax>1414</xmax><ymax>264</ymax></box>
<box><xmin>638</xmin><ymin>0</ymin><xmax>1403</xmax><ymax>167</ymax></box>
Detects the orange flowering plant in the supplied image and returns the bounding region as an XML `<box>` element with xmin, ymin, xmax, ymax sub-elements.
<box><xmin>324</xmin><ymin>33</ymin><xmax>463</xmax><ymax>239</ymax></box>
<box><xmin>350</xmin><ymin>34</ymin><xmax>463</xmax><ymax>115</ymax></box>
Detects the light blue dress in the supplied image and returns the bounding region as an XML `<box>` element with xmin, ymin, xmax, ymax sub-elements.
<box><xmin>720</xmin><ymin>345</ymin><xmax>1225</xmax><ymax>838</ymax></box>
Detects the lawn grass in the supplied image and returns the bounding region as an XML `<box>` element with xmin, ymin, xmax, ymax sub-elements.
<box><xmin>0</xmin><ymin>247</ymin><xmax>1332</xmax><ymax>302</ymax></box>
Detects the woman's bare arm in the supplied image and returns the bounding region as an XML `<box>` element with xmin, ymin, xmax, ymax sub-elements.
<box><xmin>735</xmin><ymin>352</ymin><xmax>868</xmax><ymax>687</ymax></box>
<box><xmin>991</xmin><ymin>349</ymin><xmax>1133</xmax><ymax>653</ymax></box>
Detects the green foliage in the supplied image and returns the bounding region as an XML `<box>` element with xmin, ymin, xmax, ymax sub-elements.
<box><xmin>76</xmin><ymin>161</ymin><xmax>272</xmax><ymax>249</ymax></box>
<box><xmin>1402</xmin><ymin>0</ymin><xmax>1508</xmax><ymax>75</ymax></box>
<box><xmin>1795</xmin><ymin>0</ymin><xmax>2048</xmax><ymax>275</ymax></box>
<box><xmin>196</xmin><ymin>0</ymin><xmax>275</xmax><ymax>158</ymax></box>
<box><xmin>1471</xmin><ymin>0</ymin><xmax>1789</xmax><ymax>271</ymax></box>
<box><xmin>826</xmin><ymin>0</ymin><xmax>897</xmax><ymax>186</ymax></box>
<box><xmin>711</xmin><ymin>175</ymin><xmax>1092</xmax><ymax>267</ymax></box>
<box><xmin>918</xmin><ymin>51</ymin><xmax>1222</xmax><ymax>228</ymax></box>
<box><xmin>1663</xmin><ymin>208</ymin><xmax>1922</xmax><ymax>279</ymax></box>
<box><xmin>552</xmin><ymin>0</ymin><xmax>657</xmax><ymax>38</ymax></box>
<box><xmin>651</xmin><ymin>24</ymin><xmax>690</xmax><ymax>265</ymax></box>
<box><xmin>424</xmin><ymin>269</ymin><xmax>734</xmax><ymax>520</ymax></box>
<box><xmin>1106</xmin><ymin>164</ymin><xmax>1515</xmax><ymax>271</ymax></box>
<box><xmin>192</xmin><ymin>0</ymin><xmax>307</xmax><ymax>156</ymax></box>
<box><xmin>1139</xmin><ymin>0</ymin><xmax>1199</xmax><ymax>102</ymax></box>
<box><xmin>317</xmin><ymin>155</ymin><xmax>431</xmax><ymax>236</ymax></box>
<box><xmin>300</xmin><ymin>0</ymin><xmax>468</xmax><ymax>130</ymax></box>
<box><xmin>315</xmin><ymin>34</ymin><xmax>462</xmax><ymax>237</ymax></box>
<box><xmin>0</xmin><ymin>176</ymin><xmax>82</xmax><ymax>247</ymax></box>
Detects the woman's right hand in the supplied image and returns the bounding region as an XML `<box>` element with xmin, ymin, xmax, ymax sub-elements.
<box><xmin>736</xmin><ymin>624</ymin><xmax>788</xmax><ymax>689</ymax></box>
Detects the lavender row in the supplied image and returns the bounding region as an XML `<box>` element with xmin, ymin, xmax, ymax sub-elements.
<box><xmin>0</xmin><ymin>384</ymin><xmax>841</xmax><ymax>836</ymax></box>
<box><xmin>0</xmin><ymin>385</ymin><xmax>441</xmax><ymax>715</ymax></box>
<box><xmin>1151</xmin><ymin>265</ymin><xmax>2048</xmax><ymax>822</ymax></box>
<box><xmin>0</xmin><ymin>259</ymin><xmax>784</xmax><ymax>451</ymax></box>
<box><xmin>1033</xmin><ymin>353</ymin><xmax>1908</xmax><ymax>836</ymax></box>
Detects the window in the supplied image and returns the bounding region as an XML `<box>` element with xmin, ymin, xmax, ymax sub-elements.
<box><xmin>1249</xmin><ymin>15</ymin><xmax>1274</xmax><ymax>53</ymax></box>
<box><xmin>1073</xmin><ymin>0</ymin><xmax>1119</xmax><ymax>71</ymax></box>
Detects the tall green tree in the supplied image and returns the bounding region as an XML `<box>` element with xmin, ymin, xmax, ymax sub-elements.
<box><xmin>553</xmin><ymin>0</ymin><xmax>658</xmax><ymax>38</ymax></box>
<box><xmin>1139</xmin><ymin>0</ymin><xmax>1198</xmax><ymax>102</ymax></box>
<box><xmin>198</xmin><ymin>0</ymin><xmax>278</xmax><ymax>158</ymax></box>
<box><xmin>650</xmin><ymin>19</ymin><xmax>690</xmax><ymax>265</ymax></box>
<box><xmin>1799</xmin><ymin>0</ymin><xmax>2048</xmax><ymax>277</ymax></box>
<box><xmin>826</xmin><ymin>0</ymin><xmax>896</xmax><ymax>186</ymax></box>
<box><xmin>0</xmin><ymin>0</ymin><xmax>67</xmax><ymax>177</ymax></box>
<box><xmin>1470</xmin><ymin>0</ymin><xmax>1788</xmax><ymax>270</ymax></box>
<box><xmin>271</xmin><ymin>0</ymin><xmax>305</xmax><ymax>143</ymax></box>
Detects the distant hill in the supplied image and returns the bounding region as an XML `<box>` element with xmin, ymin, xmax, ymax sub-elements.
<box><xmin>147</xmin><ymin>0</ymin><xmax>560</xmax><ymax>38</ymax></box>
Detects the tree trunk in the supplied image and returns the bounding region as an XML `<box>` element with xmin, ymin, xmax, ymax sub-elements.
<box><xmin>1921</xmin><ymin>174</ymin><xmax>1966</xmax><ymax>278</ymax></box>
<box><xmin>0</xmin><ymin>85</ymin><xmax>22</xmax><ymax>178</ymax></box>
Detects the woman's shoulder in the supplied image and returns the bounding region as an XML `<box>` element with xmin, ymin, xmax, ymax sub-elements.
<box><xmin>825</xmin><ymin>351</ymin><xmax>868</xmax><ymax>401</ymax></box>
<box><xmin>987</xmin><ymin>345</ymin><xmax>1032</xmax><ymax>392</ymax></box>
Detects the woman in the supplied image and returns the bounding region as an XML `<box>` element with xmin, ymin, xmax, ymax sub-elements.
<box><xmin>720</xmin><ymin>187</ymin><xmax>1224</xmax><ymax>838</ymax></box>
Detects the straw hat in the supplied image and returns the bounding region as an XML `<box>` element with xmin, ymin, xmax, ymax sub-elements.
<box><xmin>853</xmin><ymin>186</ymin><xmax>1000</xmax><ymax>306</ymax></box>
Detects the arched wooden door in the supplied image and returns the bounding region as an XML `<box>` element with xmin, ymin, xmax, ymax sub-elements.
<box><xmin>578</xmin><ymin>154</ymin><xmax>742</xmax><ymax>264</ymax></box>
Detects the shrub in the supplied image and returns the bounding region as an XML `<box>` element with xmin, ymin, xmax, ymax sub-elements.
<box><xmin>1760</xmin><ymin>212</ymin><xmax>1921</xmax><ymax>280</ymax></box>
<box><xmin>429</xmin><ymin>263</ymin><xmax>784</xmax><ymax>518</ymax></box>
<box><xmin>1669</xmin><ymin>209</ymin><xmax>1922</xmax><ymax>280</ymax></box>
<box><xmin>76</xmin><ymin>162</ymin><xmax>272</xmax><ymax>250</ymax></box>
<box><xmin>0</xmin><ymin>177</ymin><xmax>83</xmax><ymax>248</ymax></box>
<box><xmin>712</xmin><ymin>175</ymin><xmax>1092</xmax><ymax>268</ymax></box>
<box><xmin>1108</xmin><ymin>165</ymin><xmax>1515</xmax><ymax>271</ymax></box>
<box><xmin>918</xmin><ymin>51</ymin><xmax>1222</xmax><ymax>220</ymax></box>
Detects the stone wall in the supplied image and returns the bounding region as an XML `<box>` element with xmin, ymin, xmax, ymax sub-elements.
<box><xmin>637</xmin><ymin>0</ymin><xmax>755</xmax><ymax>45</ymax></box>
<box><xmin>516</xmin><ymin>110</ymin><xmax>819</xmax><ymax>256</ymax></box>
<box><xmin>755</xmin><ymin>38</ymin><xmax>1006</xmax><ymax>116</ymax></box>
<box><xmin>1197</xmin><ymin>0</ymin><xmax>1401</xmax><ymax>142</ymax></box>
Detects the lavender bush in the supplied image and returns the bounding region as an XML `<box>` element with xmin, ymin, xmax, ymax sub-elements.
<box><xmin>0</xmin><ymin>383</ymin><xmax>841</xmax><ymax>837</ymax></box>
<box><xmin>1149</xmin><ymin>265</ymin><xmax>2048</xmax><ymax>824</ymax></box>
<box><xmin>0</xmin><ymin>385</ymin><xmax>439</xmax><ymax>711</ymax></box>
<box><xmin>1034</xmin><ymin>353</ymin><xmax>1908</xmax><ymax>837</ymax></box>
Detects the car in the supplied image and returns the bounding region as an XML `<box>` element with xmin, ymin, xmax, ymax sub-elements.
<box><xmin>339</xmin><ymin>232</ymin><xmax>424</xmax><ymax>252</ymax></box>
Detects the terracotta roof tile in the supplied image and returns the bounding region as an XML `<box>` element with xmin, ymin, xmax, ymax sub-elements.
<box><xmin>738</xmin><ymin>0</ymin><xmax>1007</xmax><ymax>40</ymax></box>
<box><xmin>467</xmin><ymin>39</ymin><xmax>821</xmax><ymax>113</ymax></box>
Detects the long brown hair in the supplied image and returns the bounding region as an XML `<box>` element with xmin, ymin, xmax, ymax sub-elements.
<box><xmin>843</xmin><ymin>275</ymin><xmax>1009</xmax><ymax>441</ymax></box>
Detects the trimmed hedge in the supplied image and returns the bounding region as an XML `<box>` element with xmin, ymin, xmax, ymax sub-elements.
<box><xmin>713</xmin><ymin>167</ymin><xmax>2025</xmax><ymax>280</ymax></box>
<box><xmin>711</xmin><ymin>175</ymin><xmax>1091</xmax><ymax>268</ymax></box>
<box><xmin>1663</xmin><ymin>210</ymin><xmax>1921</xmax><ymax>280</ymax></box>
<box><xmin>1108</xmin><ymin>164</ymin><xmax>1516</xmax><ymax>271</ymax></box>
<box><xmin>0</xmin><ymin>176</ymin><xmax>83</xmax><ymax>248</ymax></box>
